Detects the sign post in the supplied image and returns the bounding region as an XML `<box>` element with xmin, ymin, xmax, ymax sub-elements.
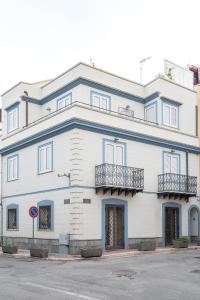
<box><xmin>29</xmin><ymin>206</ymin><xmax>39</xmax><ymax>244</ymax></box>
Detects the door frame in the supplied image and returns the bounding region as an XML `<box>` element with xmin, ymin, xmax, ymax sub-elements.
<box><xmin>188</xmin><ymin>205</ymin><xmax>200</xmax><ymax>239</ymax></box>
<box><xmin>162</xmin><ymin>202</ymin><xmax>182</xmax><ymax>246</ymax></box>
<box><xmin>102</xmin><ymin>199</ymin><xmax>128</xmax><ymax>249</ymax></box>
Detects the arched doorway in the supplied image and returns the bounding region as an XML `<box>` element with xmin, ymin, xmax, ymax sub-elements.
<box><xmin>189</xmin><ymin>206</ymin><xmax>199</xmax><ymax>242</ymax></box>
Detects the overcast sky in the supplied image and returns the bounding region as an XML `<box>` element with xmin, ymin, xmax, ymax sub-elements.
<box><xmin>0</xmin><ymin>0</ymin><xmax>200</xmax><ymax>96</ymax></box>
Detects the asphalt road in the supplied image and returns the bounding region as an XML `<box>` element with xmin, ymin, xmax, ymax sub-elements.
<box><xmin>0</xmin><ymin>250</ymin><xmax>200</xmax><ymax>299</ymax></box>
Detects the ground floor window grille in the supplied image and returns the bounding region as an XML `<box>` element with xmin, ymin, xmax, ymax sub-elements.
<box><xmin>39</xmin><ymin>205</ymin><xmax>51</xmax><ymax>230</ymax></box>
<box><xmin>8</xmin><ymin>209</ymin><xmax>17</xmax><ymax>230</ymax></box>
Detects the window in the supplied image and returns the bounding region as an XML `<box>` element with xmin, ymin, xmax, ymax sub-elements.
<box><xmin>7</xmin><ymin>155</ymin><xmax>19</xmax><ymax>181</ymax></box>
<box><xmin>38</xmin><ymin>142</ymin><xmax>53</xmax><ymax>174</ymax></box>
<box><xmin>163</xmin><ymin>152</ymin><xmax>180</xmax><ymax>174</ymax></box>
<box><xmin>8</xmin><ymin>209</ymin><xmax>17</xmax><ymax>229</ymax></box>
<box><xmin>91</xmin><ymin>91</ymin><xmax>110</xmax><ymax>110</ymax></box>
<box><xmin>57</xmin><ymin>93</ymin><xmax>72</xmax><ymax>110</ymax></box>
<box><xmin>38</xmin><ymin>200</ymin><xmax>54</xmax><ymax>230</ymax></box>
<box><xmin>7</xmin><ymin>204</ymin><xmax>18</xmax><ymax>230</ymax></box>
<box><xmin>163</xmin><ymin>103</ymin><xmax>178</xmax><ymax>128</ymax></box>
<box><xmin>145</xmin><ymin>102</ymin><xmax>157</xmax><ymax>123</ymax></box>
<box><xmin>39</xmin><ymin>205</ymin><xmax>51</xmax><ymax>230</ymax></box>
<box><xmin>7</xmin><ymin>104</ymin><xmax>19</xmax><ymax>133</ymax></box>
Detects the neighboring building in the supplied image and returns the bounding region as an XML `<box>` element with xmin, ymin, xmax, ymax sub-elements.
<box><xmin>1</xmin><ymin>63</ymin><xmax>200</xmax><ymax>254</ymax></box>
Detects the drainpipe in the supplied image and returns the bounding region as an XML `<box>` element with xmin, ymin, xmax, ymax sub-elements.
<box><xmin>186</xmin><ymin>152</ymin><xmax>189</xmax><ymax>193</ymax></box>
<box><xmin>1</xmin><ymin>154</ymin><xmax>3</xmax><ymax>246</ymax></box>
<box><xmin>25</xmin><ymin>101</ymin><xmax>29</xmax><ymax>127</ymax></box>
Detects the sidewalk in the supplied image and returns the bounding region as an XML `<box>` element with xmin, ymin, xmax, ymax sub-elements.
<box><xmin>1</xmin><ymin>245</ymin><xmax>200</xmax><ymax>261</ymax></box>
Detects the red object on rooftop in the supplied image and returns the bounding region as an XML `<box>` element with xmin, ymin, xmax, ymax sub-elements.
<box><xmin>189</xmin><ymin>65</ymin><xmax>200</xmax><ymax>85</ymax></box>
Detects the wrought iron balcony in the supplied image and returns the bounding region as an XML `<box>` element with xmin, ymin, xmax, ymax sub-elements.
<box><xmin>158</xmin><ymin>173</ymin><xmax>197</xmax><ymax>199</ymax></box>
<box><xmin>95</xmin><ymin>163</ymin><xmax>144</xmax><ymax>197</ymax></box>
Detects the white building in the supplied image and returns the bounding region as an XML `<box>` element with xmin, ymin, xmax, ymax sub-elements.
<box><xmin>1</xmin><ymin>62</ymin><xmax>200</xmax><ymax>254</ymax></box>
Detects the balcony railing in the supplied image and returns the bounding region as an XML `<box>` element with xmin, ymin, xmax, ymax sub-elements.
<box><xmin>158</xmin><ymin>173</ymin><xmax>197</xmax><ymax>198</ymax></box>
<box><xmin>95</xmin><ymin>163</ymin><xmax>144</xmax><ymax>197</ymax></box>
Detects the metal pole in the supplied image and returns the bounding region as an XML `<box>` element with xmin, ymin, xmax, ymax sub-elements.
<box><xmin>32</xmin><ymin>218</ymin><xmax>35</xmax><ymax>243</ymax></box>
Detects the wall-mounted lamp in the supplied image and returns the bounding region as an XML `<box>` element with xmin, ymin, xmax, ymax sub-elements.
<box><xmin>114</xmin><ymin>138</ymin><xmax>119</xmax><ymax>143</ymax></box>
<box><xmin>170</xmin><ymin>149</ymin><xmax>175</xmax><ymax>153</ymax></box>
<box><xmin>58</xmin><ymin>173</ymin><xmax>71</xmax><ymax>185</ymax></box>
<box><xmin>46</xmin><ymin>107</ymin><xmax>51</xmax><ymax>113</ymax></box>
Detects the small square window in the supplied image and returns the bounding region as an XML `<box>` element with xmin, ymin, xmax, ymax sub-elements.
<box><xmin>8</xmin><ymin>209</ymin><xmax>17</xmax><ymax>230</ymax></box>
<box><xmin>39</xmin><ymin>205</ymin><xmax>51</xmax><ymax>230</ymax></box>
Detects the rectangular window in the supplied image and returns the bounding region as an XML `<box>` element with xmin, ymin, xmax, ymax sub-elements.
<box><xmin>38</xmin><ymin>143</ymin><xmax>53</xmax><ymax>174</ymax></box>
<box><xmin>145</xmin><ymin>103</ymin><xmax>156</xmax><ymax>123</ymax></box>
<box><xmin>57</xmin><ymin>93</ymin><xmax>72</xmax><ymax>110</ymax></box>
<box><xmin>163</xmin><ymin>152</ymin><xmax>180</xmax><ymax>174</ymax></box>
<box><xmin>39</xmin><ymin>206</ymin><xmax>51</xmax><ymax>230</ymax></box>
<box><xmin>7</xmin><ymin>155</ymin><xmax>19</xmax><ymax>181</ymax></box>
<box><xmin>8</xmin><ymin>209</ymin><xmax>17</xmax><ymax>230</ymax></box>
<box><xmin>163</xmin><ymin>103</ymin><xmax>178</xmax><ymax>128</ymax></box>
<box><xmin>91</xmin><ymin>91</ymin><xmax>110</xmax><ymax>111</ymax></box>
<box><xmin>7</xmin><ymin>104</ymin><xmax>19</xmax><ymax>133</ymax></box>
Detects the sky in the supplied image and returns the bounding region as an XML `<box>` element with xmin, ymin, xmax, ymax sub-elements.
<box><xmin>0</xmin><ymin>0</ymin><xmax>200</xmax><ymax>96</ymax></box>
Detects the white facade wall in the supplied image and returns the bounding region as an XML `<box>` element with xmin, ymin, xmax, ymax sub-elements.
<box><xmin>1</xmin><ymin>62</ymin><xmax>200</xmax><ymax>253</ymax></box>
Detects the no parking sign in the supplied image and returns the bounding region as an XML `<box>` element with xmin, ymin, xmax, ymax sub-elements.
<box><xmin>29</xmin><ymin>206</ymin><xmax>39</xmax><ymax>240</ymax></box>
<box><xmin>29</xmin><ymin>206</ymin><xmax>39</xmax><ymax>218</ymax></box>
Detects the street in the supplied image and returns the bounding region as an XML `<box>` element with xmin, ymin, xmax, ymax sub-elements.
<box><xmin>0</xmin><ymin>250</ymin><xmax>200</xmax><ymax>299</ymax></box>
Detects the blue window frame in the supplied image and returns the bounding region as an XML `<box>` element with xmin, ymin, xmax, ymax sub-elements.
<box><xmin>57</xmin><ymin>92</ymin><xmax>72</xmax><ymax>110</ymax></box>
<box><xmin>7</xmin><ymin>154</ymin><xmax>19</xmax><ymax>181</ymax></box>
<box><xmin>6</xmin><ymin>103</ymin><xmax>19</xmax><ymax>133</ymax></box>
<box><xmin>38</xmin><ymin>142</ymin><xmax>53</xmax><ymax>174</ymax></box>
<box><xmin>90</xmin><ymin>91</ymin><xmax>111</xmax><ymax>111</ymax></box>
<box><xmin>144</xmin><ymin>101</ymin><xmax>157</xmax><ymax>123</ymax></box>
<box><xmin>162</xmin><ymin>100</ymin><xmax>179</xmax><ymax>128</ymax></box>
<box><xmin>7</xmin><ymin>204</ymin><xmax>19</xmax><ymax>230</ymax></box>
<box><xmin>37</xmin><ymin>200</ymin><xmax>54</xmax><ymax>230</ymax></box>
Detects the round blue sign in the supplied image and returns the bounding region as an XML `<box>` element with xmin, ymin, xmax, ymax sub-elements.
<box><xmin>29</xmin><ymin>206</ymin><xmax>39</xmax><ymax>218</ymax></box>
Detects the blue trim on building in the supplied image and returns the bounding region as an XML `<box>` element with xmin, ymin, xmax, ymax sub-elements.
<box><xmin>90</xmin><ymin>90</ymin><xmax>111</xmax><ymax>111</ymax></box>
<box><xmin>188</xmin><ymin>205</ymin><xmax>200</xmax><ymax>238</ymax></box>
<box><xmin>102</xmin><ymin>138</ymin><xmax>127</xmax><ymax>165</ymax></box>
<box><xmin>160</xmin><ymin>97</ymin><xmax>182</xmax><ymax>106</ymax></box>
<box><xmin>162</xmin><ymin>151</ymin><xmax>181</xmax><ymax>174</ymax></box>
<box><xmin>6</xmin><ymin>204</ymin><xmax>19</xmax><ymax>230</ymax></box>
<box><xmin>144</xmin><ymin>92</ymin><xmax>160</xmax><ymax>104</ymax></box>
<box><xmin>102</xmin><ymin>198</ymin><xmax>128</xmax><ymax>249</ymax></box>
<box><xmin>37</xmin><ymin>199</ymin><xmax>54</xmax><ymax>231</ymax></box>
<box><xmin>38</xmin><ymin>141</ymin><xmax>53</xmax><ymax>174</ymax></box>
<box><xmin>56</xmin><ymin>92</ymin><xmax>72</xmax><ymax>110</ymax></box>
<box><xmin>5</xmin><ymin>101</ymin><xmax>20</xmax><ymax>111</ymax></box>
<box><xmin>144</xmin><ymin>101</ymin><xmax>158</xmax><ymax>123</ymax></box>
<box><xmin>1</xmin><ymin>119</ymin><xmax>200</xmax><ymax>156</ymax></box>
<box><xmin>21</xmin><ymin>77</ymin><xmax>144</xmax><ymax>105</ymax></box>
<box><xmin>7</xmin><ymin>102</ymin><xmax>19</xmax><ymax>134</ymax></box>
<box><xmin>7</xmin><ymin>154</ymin><xmax>19</xmax><ymax>182</ymax></box>
<box><xmin>162</xmin><ymin>202</ymin><xmax>182</xmax><ymax>246</ymax></box>
<box><xmin>20</xmin><ymin>96</ymin><xmax>40</xmax><ymax>105</ymax></box>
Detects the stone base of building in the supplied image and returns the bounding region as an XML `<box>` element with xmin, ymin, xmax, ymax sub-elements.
<box><xmin>3</xmin><ymin>236</ymin><xmax>60</xmax><ymax>254</ymax></box>
<box><xmin>69</xmin><ymin>239</ymin><xmax>103</xmax><ymax>255</ymax></box>
<box><xmin>128</xmin><ymin>237</ymin><xmax>163</xmax><ymax>249</ymax></box>
<box><xmin>2</xmin><ymin>236</ymin><xmax>163</xmax><ymax>255</ymax></box>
